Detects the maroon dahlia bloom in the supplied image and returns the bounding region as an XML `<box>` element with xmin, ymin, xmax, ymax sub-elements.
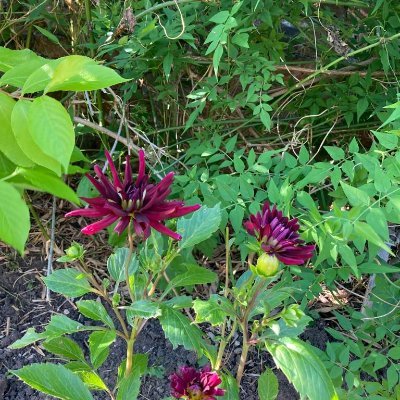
<box><xmin>66</xmin><ymin>150</ymin><xmax>200</xmax><ymax>240</ymax></box>
<box><xmin>170</xmin><ymin>365</ymin><xmax>224</xmax><ymax>400</ymax></box>
<box><xmin>244</xmin><ymin>202</ymin><xmax>315</xmax><ymax>265</ymax></box>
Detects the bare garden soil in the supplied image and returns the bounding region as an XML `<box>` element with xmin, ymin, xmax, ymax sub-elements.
<box><xmin>0</xmin><ymin>200</ymin><xmax>329</xmax><ymax>400</ymax></box>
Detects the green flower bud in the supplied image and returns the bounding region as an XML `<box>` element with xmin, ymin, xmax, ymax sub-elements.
<box><xmin>255</xmin><ymin>253</ymin><xmax>279</xmax><ymax>278</ymax></box>
<box><xmin>66</xmin><ymin>242</ymin><xmax>84</xmax><ymax>260</ymax></box>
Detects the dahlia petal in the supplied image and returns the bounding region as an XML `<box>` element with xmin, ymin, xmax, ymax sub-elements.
<box><xmin>86</xmin><ymin>173</ymin><xmax>107</xmax><ymax>197</ymax></box>
<box><xmin>65</xmin><ymin>208</ymin><xmax>109</xmax><ymax>218</ymax></box>
<box><xmin>80</xmin><ymin>196</ymin><xmax>106</xmax><ymax>206</ymax></box>
<box><xmin>114</xmin><ymin>217</ymin><xmax>130</xmax><ymax>235</ymax></box>
<box><xmin>81</xmin><ymin>215</ymin><xmax>119</xmax><ymax>235</ymax></box>
<box><xmin>149</xmin><ymin>220</ymin><xmax>182</xmax><ymax>240</ymax></box>
<box><xmin>244</xmin><ymin>220</ymin><xmax>256</xmax><ymax>235</ymax></box>
<box><xmin>105</xmin><ymin>150</ymin><xmax>123</xmax><ymax>189</ymax></box>
<box><xmin>168</xmin><ymin>204</ymin><xmax>201</xmax><ymax>218</ymax></box>
<box><xmin>124</xmin><ymin>155</ymin><xmax>133</xmax><ymax>187</ymax></box>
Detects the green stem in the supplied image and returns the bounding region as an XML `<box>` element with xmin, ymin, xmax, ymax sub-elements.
<box><xmin>135</xmin><ymin>0</ymin><xmax>198</xmax><ymax>21</ymax></box>
<box><xmin>236</xmin><ymin>278</ymin><xmax>266</xmax><ymax>384</ymax></box>
<box><xmin>125</xmin><ymin>329</ymin><xmax>135</xmax><ymax>377</ymax></box>
<box><xmin>125</xmin><ymin>225</ymin><xmax>135</xmax><ymax>303</ymax></box>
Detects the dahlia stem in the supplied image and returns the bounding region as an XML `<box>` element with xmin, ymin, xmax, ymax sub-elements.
<box><xmin>236</xmin><ymin>278</ymin><xmax>266</xmax><ymax>384</ymax></box>
<box><xmin>125</xmin><ymin>329</ymin><xmax>136</xmax><ymax>377</ymax></box>
<box><xmin>125</xmin><ymin>225</ymin><xmax>135</xmax><ymax>303</ymax></box>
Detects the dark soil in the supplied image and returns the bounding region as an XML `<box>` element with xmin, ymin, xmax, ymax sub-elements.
<box><xmin>0</xmin><ymin>247</ymin><xmax>328</xmax><ymax>400</ymax></box>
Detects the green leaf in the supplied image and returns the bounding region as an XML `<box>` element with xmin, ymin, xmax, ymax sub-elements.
<box><xmin>43</xmin><ymin>337</ymin><xmax>85</xmax><ymax>362</ymax></box>
<box><xmin>193</xmin><ymin>295</ymin><xmax>235</xmax><ymax>326</ymax></box>
<box><xmin>177</xmin><ymin>204</ymin><xmax>221</xmax><ymax>250</ymax></box>
<box><xmin>340</xmin><ymin>182</ymin><xmax>370</xmax><ymax>207</ymax></box>
<box><xmin>324</xmin><ymin>146</ymin><xmax>345</xmax><ymax>161</ymax></box>
<box><xmin>0</xmin><ymin>92</ymin><xmax>33</xmax><ymax>166</ymax></box>
<box><xmin>266</xmin><ymin>337</ymin><xmax>338</xmax><ymax>400</ymax></box>
<box><xmin>77</xmin><ymin>371</ymin><xmax>107</xmax><ymax>391</ymax></box>
<box><xmin>372</xmin><ymin>131</ymin><xmax>398</xmax><ymax>150</ymax></box>
<box><xmin>44</xmin><ymin>268</ymin><xmax>92</xmax><ymax>298</ymax></box>
<box><xmin>45</xmin><ymin>55</ymin><xmax>129</xmax><ymax>92</ymax></box>
<box><xmin>89</xmin><ymin>330</ymin><xmax>116</xmax><ymax>369</ymax></box>
<box><xmin>22</xmin><ymin>59</ymin><xmax>62</xmax><ymax>94</ymax></box>
<box><xmin>117</xmin><ymin>354</ymin><xmax>148</xmax><ymax>400</ymax></box>
<box><xmin>209</xmin><ymin>11</ymin><xmax>230</xmax><ymax>24</ymax></box>
<box><xmin>34</xmin><ymin>25</ymin><xmax>61</xmax><ymax>45</ymax></box>
<box><xmin>8</xmin><ymin>328</ymin><xmax>45</xmax><ymax>349</ymax></box>
<box><xmin>11</xmin><ymin>99</ymin><xmax>61</xmax><ymax>175</ymax></box>
<box><xmin>76</xmin><ymin>300</ymin><xmax>115</xmax><ymax>329</ymax></box>
<box><xmin>220</xmin><ymin>373</ymin><xmax>239</xmax><ymax>400</ymax></box>
<box><xmin>159</xmin><ymin>305</ymin><xmax>206</xmax><ymax>355</ymax></box>
<box><xmin>232</xmin><ymin>32</ymin><xmax>249</xmax><ymax>48</ymax></box>
<box><xmin>229</xmin><ymin>205</ymin><xmax>244</xmax><ymax>233</ymax></box>
<box><xmin>0</xmin><ymin>56</ymin><xmax>48</xmax><ymax>88</ymax></box>
<box><xmin>353</xmin><ymin>221</ymin><xmax>392</xmax><ymax>254</ymax></box>
<box><xmin>44</xmin><ymin>315</ymin><xmax>86</xmax><ymax>338</ymax></box>
<box><xmin>258</xmin><ymin>368</ymin><xmax>278</xmax><ymax>400</ymax></box>
<box><xmin>233</xmin><ymin>155</ymin><xmax>245</xmax><ymax>173</ymax></box>
<box><xmin>356</xmin><ymin>97</ymin><xmax>368</xmax><ymax>121</ymax></box>
<box><xmin>0</xmin><ymin>47</ymin><xmax>38</xmax><ymax>72</ymax></box>
<box><xmin>0</xmin><ymin>181</ymin><xmax>30</xmax><ymax>254</ymax></box>
<box><xmin>28</xmin><ymin>95</ymin><xmax>75</xmax><ymax>172</ymax></box>
<box><xmin>165</xmin><ymin>264</ymin><xmax>217</xmax><ymax>292</ymax></box>
<box><xmin>107</xmin><ymin>249</ymin><xmax>138</xmax><ymax>283</ymax></box>
<box><xmin>125</xmin><ymin>300</ymin><xmax>162</xmax><ymax>320</ymax></box>
<box><xmin>12</xmin><ymin>363</ymin><xmax>93</xmax><ymax>400</ymax></box>
<box><xmin>358</xmin><ymin>262</ymin><xmax>400</xmax><ymax>274</ymax></box>
<box><xmin>213</xmin><ymin>44</ymin><xmax>224</xmax><ymax>76</ymax></box>
<box><xmin>17</xmin><ymin>167</ymin><xmax>79</xmax><ymax>203</ymax></box>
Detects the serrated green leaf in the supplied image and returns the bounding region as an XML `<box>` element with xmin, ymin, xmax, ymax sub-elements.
<box><xmin>77</xmin><ymin>371</ymin><xmax>107</xmax><ymax>391</ymax></box>
<box><xmin>220</xmin><ymin>373</ymin><xmax>239</xmax><ymax>400</ymax></box>
<box><xmin>76</xmin><ymin>300</ymin><xmax>114</xmax><ymax>329</ymax></box>
<box><xmin>125</xmin><ymin>300</ymin><xmax>162</xmax><ymax>320</ymax></box>
<box><xmin>0</xmin><ymin>181</ymin><xmax>30</xmax><ymax>254</ymax></box>
<box><xmin>177</xmin><ymin>204</ymin><xmax>221</xmax><ymax>250</ymax></box>
<box><xmin>89</xmin><ymin>330</ymin><xmax>116</xmax><ymax>369</ymax></box>
<box><xmin>229</xmin><ymin>205</ymin><xmax>244</xmax><ymax>233</ymax></box>
<box><xmin>12</xmin><ymin>363</ymin><xmax>93</xmax><ymax>400</ymax></box>
<box><xmin>22</xmin><ymin>58</ymin><xmax>62</xmax><ymax>94</ymax></box>
<box><xmin>165</xmin><ymin>264</ymin><xmax>217</xmax><ymax>292</ymax></box>
<box><xmin>107</xmin><ymin>249</ymin><xmax>138</xmax><ymax>283</ymax></box>
<box><xmin>43</xmin><ymin>337</ymin><xmax>85</xmax><ymax>362</ymax></box>
<box><xmin>8</xmin><ymin>328</ymin><xmax>45</xmax><ymax>349</ymax></box>
<box><xmin>193</xmin><ymin>295</ymin><xmax>235</xmax><ymax>326</ymax></box>
<box><xmin>266</xmin><ymin>337</ymin><xmax>338</xmax><ymax>400</ymax></box>
<box><xmin>258</xmin><ymin>368</ymin><xmax>278</xmax><ymax>400</ymax></box>
<box><xmin>324</xmin><ymin>146</ymin><xmax>345</xmax><ymax>161</ymax></box>
<box><xmin>44</xmin><ymin>268</ymin><xmax>92</xmax><ymax>298</ymax></box>
<box><xmin>372</xmin><ymin>131</ymin><xmax>398</xmax><ymax>150</ymax></box>
<box><xmin>353</xmin><ymin>221</ymin><xmax>392</xmax><ymax>254</ymax></box>
<box><xmin>0</xmin><ymin>47</ymin><xmax>38</xmax><ymax>72</ymax></box>
<box><xmin>159</xmin><ymin>305</ymin><xmax>206</xmax><ymax>355</ymax></box>
<box><xmin>44</xmin><ymin>315</ymin><xmax>86</xmax><ymax>338</ymax></box>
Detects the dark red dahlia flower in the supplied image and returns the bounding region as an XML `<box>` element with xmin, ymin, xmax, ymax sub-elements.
<box><xmin>66</xmin><ymin>150</ymin><xmax>200</xmax><ymax>240</ymax></box>
<box><xmin>170</xmin><ymin>365</ymin><xmax>224</xmax><ymax>400</ymax></box>
<box><xmin>244</xmin><ymin>202</ymin><xmax>315</xmax><ymax>265</ymax></box>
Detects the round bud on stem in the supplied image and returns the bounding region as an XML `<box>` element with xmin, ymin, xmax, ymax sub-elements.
<box><xmin>255</xmin><ymin>253</ymin><xmax>279</xmax><ymax>278</ymax></box>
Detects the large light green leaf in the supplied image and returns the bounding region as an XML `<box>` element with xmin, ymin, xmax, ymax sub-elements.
<box><xmin>0</xmin><ymin>56</ymin><xmax>48</xmax><ymax>88</ymax></box>
<box><xmin>353</xmin><ymin>221</ymin><xmax>392</xmax><ymax>254</ymax></box>
<box><xmin>0</xmin><ymin>92</ymin><xmax>33</xmax><ymax>167</ymax></box>
<box><xmin>0</xmin><ymin>180</ymin><xmax>30</xmax><ymax>254</ymax></box>
<box><xmin>29</xmin><ymin>95</ymin><xmax>75</xmax><ymax>172</ymax></box>
<box><xmin>266</xmin><ymin>337</ymin><xmax>338</xmax><ymax>400</ymax></box>
<box><xmin>177</xmin><ymin>204</ymin><xmax>221</xmax><ymax>250</ymax></box>
<box><xmin>44</xmin><ymin>315</ymin><xmax>87</xmax><ymax>338</ymax></box>
<box><xmin>14</xmin><ymin>167</ymin><xmax>79</xmax><ymax>203</ymax></box>
<box><xmin>22</xmin><ymin>58</ymin><xmax>62</xmax><ymax>94</ymax></box>
<box><xmin>11</xmin><ymin>100</ymin><xmax>61</xmax><ymax>175</ymax></box>
<box><xmin>165</xmin><ymin>264</ymin><xmax>217</xmax><ymax>292</ymax></box>
<box><xmin>258</xmin><ymin>368</ymin><xmax>278</xmax><ymax>400</ymax></box>
<box><xmin>45</xmin><ymin>55</ymin><xmax>129</xmax><ymax>92</ymax></box>
<box><xmin>8</xmin><ymin>328</ymin><xmax>45</xmax><ymax>349</ymax></box>
<box><xmin>43</xmin><ymin>337</ymin><xmax>86</xmax><ymax>362</ymax></box>
<box><xmin>117</xmin><ymin>354</ymin><xmax>148</xmax><ymax>400</ymax></box>
<box><xmin>12</xmin><ymin>363</ymin><xmax>93</xmax><ymax>400</ymax></box>
<box><xmin>0</xmin><ymin>47</ymin><xmax>38</xmax><ymax>72</ymax></box>
<box><xmin>44</xmin><ymin>268</ymin><xmax>92</xmax><ymax>298</ymax></box>
<box><xmin>159</xmin><ymin>305</ymin><xmax>206</xmax><ymax>355</ymax></box>
<box><xmin>89</xmin><ymin>330</ymin><xmax>116</xmax><ymax>369</ymax></box>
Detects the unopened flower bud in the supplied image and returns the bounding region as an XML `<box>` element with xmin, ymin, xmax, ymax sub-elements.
<box><xmin>255</xmin><ymin>253</ymin><xmax>279</xmax><ymax>278</ymax></box>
